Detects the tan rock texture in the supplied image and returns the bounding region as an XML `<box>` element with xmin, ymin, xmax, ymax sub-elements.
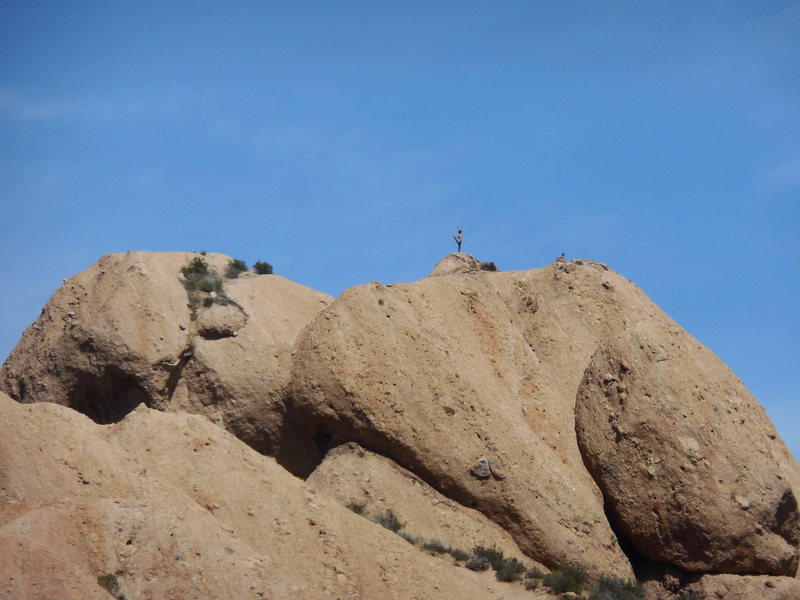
<box><xmin>0</xmin><ymin>392</ymin><xmax>542</xmax><ymax>600</ymax></box>
<box><xmin>686</xmin><ymin>573</ymin><xmax>800</xmax><ymax>600</ymax></box>
<box><xmin>428</xmin><ymin>252</ymin><xmax>481</xmax><ymax>277</ymax></box>
<box><xmin>307</xmin><ymin>442</ymin><xmax>547</xmax><ymax>572</ymax></box>
<box><xmin>575</xmin><ymin>338</ymin><xmax>800</xmax><ymax>575</ymax></box>
<box><xmin>0</xmin><ymin>251</ymin><xmax>332</xmax><ymax>460</ymax></box>
<box><xmin>288</xmin><ymin>256</ymin><xmax>800</xmax><ymax>577</ymax></box>
<box><xmin>2</xmin><ymin>251</ymin><xmax>798</xmax><ymax>593</ymax></box>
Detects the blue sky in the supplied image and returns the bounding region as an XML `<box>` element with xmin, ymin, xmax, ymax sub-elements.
<box><xmin>1</xmin><ymin>2</ymin><xmax>798</xmax><ymax>456</ymax></box>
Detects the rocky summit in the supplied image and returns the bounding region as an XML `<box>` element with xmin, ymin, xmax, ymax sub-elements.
<box><xmin>1</xmin><ymin>251</ymin><xmax>798</xmax><ymax>600</ymax></box>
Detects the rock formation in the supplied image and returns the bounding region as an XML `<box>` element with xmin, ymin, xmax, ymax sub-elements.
<box><xmin>0</xmin><ymin>391</ymin><xmax>540</xmax><ymax>600</ymax></box>
<box><xmin>2</xmin><ymin>251</ymin><xmax>799</xmax><ymax>599</ymax></box>
<box><xmin>0</xmin><ymin>251</ymin><xmax>332</xmax><ymax>460</ymax></box>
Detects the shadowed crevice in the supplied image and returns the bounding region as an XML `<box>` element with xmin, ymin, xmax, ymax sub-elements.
<box><xmin>68</xmin><ymin>366</ymin><xmax>151</xmax><ymax>424</ymax></box>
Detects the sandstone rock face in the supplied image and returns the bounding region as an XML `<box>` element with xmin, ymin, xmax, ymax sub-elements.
<box><xmin>307</xmin><ymin>442</ymin><xmax>545</xmax><ymax>571</ymax></box>
<box><xmin>290</xmin><ymin>259</ymin><xmax>639</xmax><ymax>575</ymax></box>
<box><xmin>575</xmin><ymin>335</ymin><xmax>800</xmax><ymax>575</ymax></box>
<box><xmin>288</xmin><ymin>256</ymin><xmax>799</xmax><ymax>577</ymax></box>
<box><xmin>686</xmin><ymin>573</ymin><xmax>800</xmax><ymax>600</ymax></box>
<box><xmin>0</xmin><ymin>392</ymin><xmax>538</xmax><ymax>600</ymax></box>
<box><xmin>428</xmin><ymin>252</ymin><xmax>481</xmax><ymax>276</ymax></box>
<box><xmin>0</xmin><ymin>251</ymin><xmax>332</xmax><ymax>458</ymax></box>
<box><xmin>3</xmin><ymin>251</ymin><xmax>798</xmax><ymax>592</ymax></box>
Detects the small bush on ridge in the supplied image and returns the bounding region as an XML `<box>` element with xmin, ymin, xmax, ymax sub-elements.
<box><xmin>97</xmin><ymin>573</ymin><xmax>120</xmax><ymax>596</ymax></box>
<box><xmin>372</xmin><ymin>508</ymin><xmax>405</xmax><ymax>533</ymax></box>
<box><xmin>525</xmin><ymin>579</ymin><xmax>541</xmax><ymax>590</ymax></box>
<box><xmin>495</xmin><ymin>556</ymin><xmax>525</xmax><ymax>582</ymax></box>
<box><xmin>421</xmin><ymin>540</ymin><xmax>469</xmax><ymax>562</ymax></box>
<box><xmin>472</xmin><ymin>545</ymin><xmax>506</xmax><ymax>571</ymax></box>
<box><xmin>480</xmin><ymin>261</ymin><xmax>498</xmax><ymax>271</ymax></box>
<box><xmin>589</xmin><ymin>576</ymin><xmax>644</xmax><ymax>600</ymax></box>
<box><xmin>447</xmin><ymin>547</ymin><xmax>470</xmax><ymax>561</ymax></box>
<box><xmin>253</xmin><ymin>261</ymin><xmax>273</xmax><ymax>275</ymax></box>
<box><xmin>400</xmin><ymin>531</ymin><xmax>419</xmax><ymax>545</ymax></box>
<box><xmin>181</xmin><ymin>257</ymin><xmax>224</xmax><ymax>295</ymax></box>
<box><xmin>466</xmin><ymin>555</ymin><xmax>491</xmax><ymax>571</ymax></box>
<box><xmin>544</xmin><ymin>564</ymin><xmax>588</xmax><ymax>594</ymax></box>
<box><xmin>345</xmin><ymin>499</ymin><xmax>366</xmax><ymax>515</ymax></box>
<box><xmin>422</xmin><ymin>540</ymin><xmax>449</xmax><ymax>554</ymax></box>
<box><xmin>526</xmin><ymin>567</ymin><xmax>546</xmax><ymax>579</ymax></box>
<box><xmin>226</xmin><ymin>258</ymin><xmax>248</xmax><ymax>278</ymax></box>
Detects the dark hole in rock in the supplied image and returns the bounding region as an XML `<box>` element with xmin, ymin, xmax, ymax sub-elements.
<box><xmin>68</xmin><ymin>366</ymin><xmax>150</xmax><ymax>424</ymax></box>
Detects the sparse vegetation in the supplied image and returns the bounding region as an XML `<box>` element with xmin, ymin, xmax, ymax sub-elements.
<box><xmin>480</xmin><ymin>261</ymin><xmax>498</xmax><ymax>271</ymax></box>
<box><xmin>422</xmin><ymin>539</ymin><xmax>449</xmax><ymax>554</ymax></box>
<box><xmin>473</xmin><ymin>545</ymin><xmax>506</xmax><ymax>570</ymax></box>
<box><xmin>226</xmin><ymin>258</ymin><xmax>248</xmax><ymax>278</ymax></box>
<box><xmin>447</xmin><ymin>547</ymin><xmax>470</xmax><ymax>561</ymax></box>
<box><xmin>543</xmin><ymin>564</ymin><xmax>588</xmax><ymax>594</ymax></box>
<box><xmin>471</xmin><ymin>545</ymin><xmax>526</xmax><ymax>582</ymax></box>
<box><xmin>181</xmin><ymin>257</ymin><xmax>224</xmax><ymax>294</ymax></box>
<box><xmin>421</xmin><ymin>540</ymin><xmax>469</xmax><ymax>561</ymax></box>
<box><xmin>495</xmin><ymin>556</ymin><xmax>525</xmax><ymax>582</ymax></box>
<box><xmin>345</xmin><ymin>499</ymin><xmax>366</xmax><ymax>515</ymax></box>
<box><xmin>466</xmin><ymin>555</ymin><xmax>491</xmax><ymax>571</ymax></box>
<box><xmin>399</xmin><ymin>531</ymin><xmax>419</xmax><ymax>545</ymax></box>
<box><xmin>97</xmin><ymin>573</ymin><xmax>120</xmax><ymax>596</ymax></box>
<box><xmin>525</xmin><ymin>578</ymin><xmax>540</xmax><ymax>590</ymax></box>
<box><xmin>675</xmin><ymin>593</ymin><xmax>704</xmax><ymax>600</ymax></box>
<box><xmin>526</xmin><ymin>566</ymin><xmax>546</xmax><ymax>579</ymax></box>
<box><xmin>589</xmin><ymin>576</ymin><xmax>645</xmax><ymax>600</ymax></box>
<box><xmin>253</xmin><ymin>261</ymin><xmax>273</xmax><ymax>275</ymax></box>
<box><xmin>372</xmin><ymin>508</ymin><xmax>405</xmax><ymax>533</ymax></box>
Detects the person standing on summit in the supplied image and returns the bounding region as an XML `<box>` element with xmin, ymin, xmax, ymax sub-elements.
<box><xmin>453</xmin><ymin>227</ymin><xmax>463</xmax><ymax>252</ymax></box>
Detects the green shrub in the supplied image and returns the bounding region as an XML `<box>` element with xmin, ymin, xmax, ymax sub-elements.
<box><xmin>97</xmin><ymin>573</ymin><xmax>120</xmax><ymax>596</ymax></box>
<box><xmin>472</xmin><ymin>545</ymin><xmax>506</xmax><ymax>571</ymax></box>
<box><xmin>181</xmin><ymin>257</ymin><xmax>224</xmax><ymax>294</ymax></box>
<box><xmin>345</xmin><ymin>499</ymin><xmax>366</xmax><ymax>515</ymax></box>
<box><xmin>589</xmin><ymin>576</ymin><xmax>644</xmax><ymax>600</ymax></box>
<box><xmin>466</xmin><ymin>555</ymin><xmax>491</xmax><ymax>571</ymax></box>
<box><xmin>495</xmin><ymin>557</ymin><xmax>525</xmax><ymax>582</ymax></box>
<box><xmin>372</xmin><ymin>508</ymin><xmax>405</xmax><ymax>533</ymax></box>
<box><xmin>480</xmin><ymin>261</ymin><xmax>498</xmax><ymax>271</ymax></box>
<box><xmin>525</xmin><ymin>579</ymin><xmax>540</xmax><ymax>590</ymax></box>
<box><xmin>471</xmin><ymin>545</ymin><xmax>527</xmax><ymax>582</ymax></box>
<box><xmin>226</xmin><ymin>258</ymin><xmax>248</xmax><ymax>278</ymax></box>
<box><xmin>420</xmin><ymin>540</ymin><xmax>469</xmax><ymax>561</ymax></box>
<box><xmin>447</xmin><ymin>547</ymin><xmax>470</xmax><ymax>561</ymax></box>
<box><xmin>422</xmin><ymin>539</ymin><xmax>449</xmax><ymax>554</ymax></box>
<box><xmin>253</xmin><ymin>261</ymin><xmax>273</xmax><ymax>275</ymax></box>
<box><xmin>544</xmin><ymin>564</ymin><xmax>588</xmax><ymax>594</ymax></box>
<box><xmin>675</xmin><ymin>593</ymin><xmax>704</xmax><ymax>600</ymax></box>
<box><xmin>399</xmin><ymin>531</ymin><xmax>419</xmax><ymax>545</ymax></box>
<box><xmin>526</xmin><ymin>567</ymin><xmax>546</xmax><ymax>579</ymax></box>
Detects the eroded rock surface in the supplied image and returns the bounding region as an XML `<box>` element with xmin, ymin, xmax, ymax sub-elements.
<box><xmin>686</xmin><ymin>573</ymin><xmax>800</xmax><ymax>600</ymax></box>
<box><xmin>575</xmin><ymin>339</ymin><xmax>800</xmax><ymax>575</ymax></box>
<box><xmin>0</xmin><ymin>251</ymin><xmax>332</xmax><ymax>458</ymax></box>
<box><xmin>3</xmin><ymin>251</ymin><xmax>798</xmax><ymax>592</ymax></box>
<box><xmin>0</xmin><ymin>391</ymin><xmax>540</xmax><ymax>600</ymax></box>
<box><xmin>288</xmin><ymin>255</ymin><xmax>799</xmax><ymax>578</ymax></box>
<box><xmin>307</xmin><ymin>442</ymin><xmax>544</xmax><ymax>571</ymax></box>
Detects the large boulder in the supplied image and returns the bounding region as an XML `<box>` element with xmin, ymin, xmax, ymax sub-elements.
<box><xmin>0</xmin><ymin>251</ymin><xmax>332</xmax><ymax>459</ymax></box>
<box><xmin>289</xmin><ymin>258</ymin><xmax>644</xmax><ymax>575</ymax></box>
<box><xmin>287</xmin><ymin>256</ymin><xmax>799</xmax><ymax>577</ymax></box>
<box><xmin>575</xmin><ymin>336</ymin><xmax>800</xmax><ymax>575</ymax></box>
<box><xmin>307</xmin><ymin>442</ymin><xmax>545</xmax><ymax>570</ymax></box>
<box><xmin>0</xmin><ymin>391</ymin><xmax>537</xmax><ymax>600</ymax></box>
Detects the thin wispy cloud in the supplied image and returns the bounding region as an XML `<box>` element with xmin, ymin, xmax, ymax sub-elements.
<box><xmin>0</xmin><ymin>86</ymin><xmax>214</xmax><ymax>123</ymax></box>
